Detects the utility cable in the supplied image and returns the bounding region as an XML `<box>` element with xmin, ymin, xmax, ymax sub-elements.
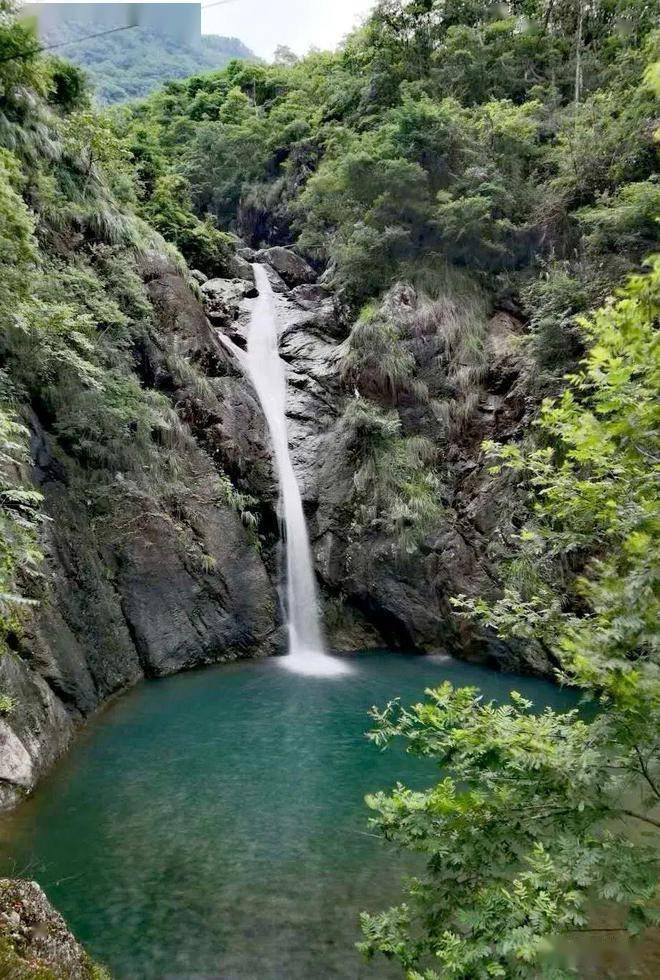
<box><xmin>0</xmin><ymin>23</ymin><xmax>138</xmax><ymax>65</ymax></box>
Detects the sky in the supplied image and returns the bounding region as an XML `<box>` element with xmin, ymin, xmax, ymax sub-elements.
<box><xmin>203</xmin><ymin>0</ymin><xmax>376</xmax><ymax>58</ymax></box>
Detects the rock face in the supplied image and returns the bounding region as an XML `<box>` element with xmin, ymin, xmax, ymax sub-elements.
<box><xmin>307</xmin><ymin>289</ymin><xmax>551</xmax><ymax>672</ymax></box>
<box><xmin>0</xmin><ymin>878</ymin><xmax>108</xmax><ymax>978</ymax></box>
<box><xmin>0</xmin><ymin>254</ymin><xmax>280</xmax><ymax>811</ymax></box>
<box><xmin>198</xmin><ymin>249</ymin><xmax>553</xmax><ymax>674</ymax></box>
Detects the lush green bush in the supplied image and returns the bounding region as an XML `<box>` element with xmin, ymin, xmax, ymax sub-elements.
<box><xmin>341</xmin><ymin>398</ymin><xmax>442</xmax><ymax>555</ymax></box>
<box><xmin>341</xmin><ymin>306</ymin><xmax>418</xmax><ymax>401</ymax></box>
<box><xmin>140</xmin><ymin>172</ymin><xmax>234</xmax><ymax>272</ymax></box>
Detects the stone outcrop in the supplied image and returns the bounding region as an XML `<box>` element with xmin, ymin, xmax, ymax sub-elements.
<box><xmin>256</xmin><ymin>246</ymin><xmax>317</xmax><ymax>288</ymax></box>
<box><xmin>0</xmin><ymin>878</ymin><xmax>108</xmax><ymax>978</ymax></box>
<box><xmin>0</xmin><ymin>253</ymin><xmax>280</xmax><ymax>810</ymax></box>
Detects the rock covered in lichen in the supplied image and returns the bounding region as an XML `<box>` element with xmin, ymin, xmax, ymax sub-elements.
<box><xmin>0</xmin><ymin>879</ymin><xmax>109</xmax><ymax>978</ymax></box>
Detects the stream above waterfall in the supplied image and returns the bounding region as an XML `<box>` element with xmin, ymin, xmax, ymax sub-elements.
<box><xmin>0</xmin><ymin>651</ymin><xmax>577</xmax><ymax>979</ymax></box>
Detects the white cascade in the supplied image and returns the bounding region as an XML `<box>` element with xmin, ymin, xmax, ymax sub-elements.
<box><xmin>244</xmin><ymin>264</ymin><xmax>349</xmax><ymax>677</ymax></box>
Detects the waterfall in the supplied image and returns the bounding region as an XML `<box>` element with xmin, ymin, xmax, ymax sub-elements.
<box><xmin>245</xmin><ymin>264</ymin><xmax>349</xmax><ymax>677</ymax></box>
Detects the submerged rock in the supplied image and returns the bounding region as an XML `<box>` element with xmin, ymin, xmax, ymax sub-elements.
<box><xmin>0</xmin><ymin>878</ymin><xmax>109</xmax><ymax>978</ymax></box>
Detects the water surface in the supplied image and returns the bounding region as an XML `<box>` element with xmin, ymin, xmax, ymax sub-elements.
<box><xmin>0</xmin><ymin>651</ymin><xmax>576</xmax><ymax>979</ymax></box>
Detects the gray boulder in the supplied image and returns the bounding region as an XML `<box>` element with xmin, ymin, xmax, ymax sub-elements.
<box><xmin>290</xmin><ymin>283</ymin><xmax>332</xmax><ymax>309</ymax></box>
<box><xmin>259</xmin><ymin>246</ymin><xmax>317</xmax><ymax>287</ymax></box>
<box><xmin>237</xmin><ymin>245</ymin><xmax>258</xmax><ymax>262</ymax></box>
<box><xmin>201</xmin><ymin>277</ymin><xmax>256</xmax><ymax>327</ymax></box>
<box><xmin>229</xmin><ymin>254</ymin><xmax>256</xmax><ymax>283</ymax></box>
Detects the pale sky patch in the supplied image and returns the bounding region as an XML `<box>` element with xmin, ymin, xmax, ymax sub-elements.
<box><xmin>203</xmin><ymin>0</ymin><xmax>376</xmax><ymax>59</ymax></box>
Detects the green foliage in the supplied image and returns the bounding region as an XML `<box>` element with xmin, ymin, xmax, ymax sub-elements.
<box><xmin>342</xmin><ymin>399</ymin><xmax>442</xmax><ymax>555</ymax></box>
<box><xmin>578</xmin><ymin>179</ymin><xmax>660</xmax><ymax>254</ymax></box>
<box><xmin>119</xmin><ymin>0</ymin><xmax>657</xmax><ymax>325</ymax></box>
<box><xmin>0</xmin><ymin>148</ymin><xmax>38</xmax><ymax>309</ymax></box>
<box><xmin>0</xmin><ymin>4</ymin><xmax>50</xmax><ymax>101</ymax></box>
<box><xmin>466</xmin><ymin>260</ymin><xmax>660</xmax><ymax>686</ymax></box>
<box><xmin>521</xmin><ymin>260</ymin><xmax>611</xmax><ymax>375</ymax></box>
<box><xmin>362</xmin><ymin>262</ymin><xmax>660</xmax><ymax>975</ymax></box>
<box><xmin>361</xmin><ymin>684</ymin><xmax>659</xmax><ymax>978</ymax></box>
<box><xmin>342</xmin><ymin>306</ymin><xmax>419</xmax><ymax>401</ymax></box>
<box><xmin>0</xmin><ymin>692</ymin><xmax>16</xmax><ymax>714</ymax></box>
<box><xmin>140</xmin><ymin>173</ymin><xmax>233</xmax><ymax>272</ymax></box>
<box><xmin>0</xmin><ymin>387</ymin><xmax>42</xmax><ymax>656</ymax></box>
<box><xmin>216</xmin><ymin>474</ymin><xmax>260</xmax><ymax>546</ymax></box>
<box><xmin>182</xmin><ymin>109</ymin><xmax>270</xmax><ymax>227</ymax></box>
<box><xmin>46</xmin><ymin>56</ymin><xmax>89</xmax><ymax>113</ymax></box>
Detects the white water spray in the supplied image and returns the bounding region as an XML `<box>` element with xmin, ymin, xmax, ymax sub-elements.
<box><xmin>244</xmin><ymin>265</ymin><xmax>349</xmax><ymax>677</ymax></box>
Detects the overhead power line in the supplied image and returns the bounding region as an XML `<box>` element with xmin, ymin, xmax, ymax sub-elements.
<box><xmin>0</xmin><ymin>23</ymin><xmax>137</xmax><ymax>66</ymax></box>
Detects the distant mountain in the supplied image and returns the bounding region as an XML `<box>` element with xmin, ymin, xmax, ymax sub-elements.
<box><xmin>34</xmin><ymin>21</ymin><xmax>255</xmax><ymax>103</ymax></box>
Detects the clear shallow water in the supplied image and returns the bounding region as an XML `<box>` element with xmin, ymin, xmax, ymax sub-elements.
<box><xmin>0</xmin><ymin>651</ymin><xmax>577</xmax><ymax>979</ymax></box>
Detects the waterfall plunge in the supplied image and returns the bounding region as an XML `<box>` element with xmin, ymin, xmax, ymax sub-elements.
<box><xmin>245</xmin><ymin>265</ymin><xmax>350</xmax><ymax>677</ymax></box>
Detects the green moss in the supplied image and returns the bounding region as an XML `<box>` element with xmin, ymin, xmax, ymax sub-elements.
<box><xmin>0</xmin><ymin>935</ymin><xmax>59</xmax><ymax>979</ymax></box>
<box><xmin>0</xmin><ymin>934</ymin><xmax>110</xmax><ymax>979</ymax></box>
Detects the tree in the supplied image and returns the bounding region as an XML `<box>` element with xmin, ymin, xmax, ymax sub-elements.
<box><xmin>273</xmin><ymin>45</ymin><xmax>299</xmax><ymax>68</ymax></box>
<box><xmin>360</xmin><ymin>260</ymin><xmax>660</xmax><ymax>977</ymax></box>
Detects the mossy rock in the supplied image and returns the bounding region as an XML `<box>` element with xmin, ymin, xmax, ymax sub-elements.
<box><xmin>0</xmin><ymin>879</ymin><xmax>110</xmax><ymax>979</ymax></box>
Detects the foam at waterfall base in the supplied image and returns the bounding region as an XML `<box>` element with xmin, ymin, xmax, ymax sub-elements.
<box><xmin>279</xmin><ymin>649</ymin><xmax>353</xmax><ymax>677</ymax></box>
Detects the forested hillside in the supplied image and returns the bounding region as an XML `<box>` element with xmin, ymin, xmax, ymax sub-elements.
<box><xmin>123</xmin><ymin>0</ymin><xmax>658</xmax><ymax>315</ymax></box>
<box><xmin>34</xmin><ymin>21</ymin><xmax>254</xmax><ymax>103</ymax></box>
